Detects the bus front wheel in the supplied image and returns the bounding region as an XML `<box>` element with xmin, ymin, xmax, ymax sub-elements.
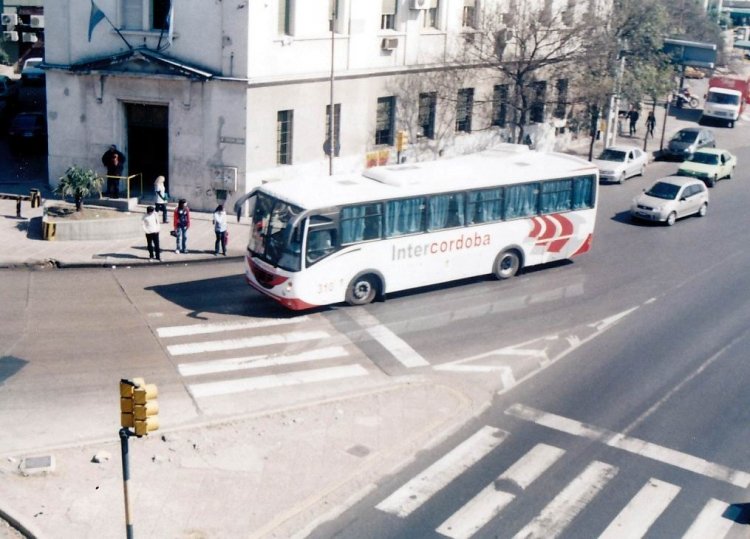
<box><xmin>346</xmin><ymin>274</ymin><xmax>379</xmax><ymax>306</ymax></box>
<box><xmin>493</xmin><ymin>250</ymin><xmax>521</xmax><ymax>280</ymax></box>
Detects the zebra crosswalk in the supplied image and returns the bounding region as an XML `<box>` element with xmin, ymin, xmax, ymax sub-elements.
<box><xmin>155</xmin><ymin>315</ymin><xmax>373</xmax><ymax>401</ymax></box>
<box><xmin>370</xmin><ymin>419</ymin><xmax>744</xmax><ymax>539</ymax></box>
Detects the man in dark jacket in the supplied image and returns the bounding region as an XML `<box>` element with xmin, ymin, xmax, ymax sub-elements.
<box><xmin>101</xmin><ymin>144</ymin><xmax>126</xmax><ymax>198</ymax></box>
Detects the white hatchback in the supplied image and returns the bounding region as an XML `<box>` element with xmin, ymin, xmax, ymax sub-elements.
<box><xmin>630</xmin><ymin>176</ymin><xmax>709</xmax><ymax>226</ymax></box>
<box><xmin>593</xmin><ymin>145</ymin><xmax>648</xmax><ymax>184</ymax></box>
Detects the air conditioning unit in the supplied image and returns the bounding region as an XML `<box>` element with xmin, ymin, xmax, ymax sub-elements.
<box><xmin>410</xmin><ymin>0</ymin><xmax>429</xmax><ymax>10</ymax></box>
<box><xmin>3</xmin><ymin>31</ymin><xmax>19</xmax><ymax>42</ymax></box>
<box><xmin>1</xmin><ymin>13</ymin><xmax>18</xmax><ymax>26</ymax></box>
<box><xmin>22</xmin><ymin>32</ymin><xmax>38</xmax><ymax>43</ymax></box>
<box><xmin>30</xmin><ymin>15</ymin><xmax>44</xmax><ymax>28</ymax></box>
<box><xmin>381</xmin><ymin>37</ymin><xmax>399</xmax><ymax>51</ymax></box>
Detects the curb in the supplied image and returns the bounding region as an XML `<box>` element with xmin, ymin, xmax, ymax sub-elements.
<box><xmin>0</xmin><ymin>504</ymin><xmax>43</xmax><ymax>539</ymax></box>
<box><xmin>0</xmin><ymin>255</ymin><xmax>245</xmax><ymax>270</ymax></box>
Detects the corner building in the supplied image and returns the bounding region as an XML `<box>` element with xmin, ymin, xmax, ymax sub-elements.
<box><xmin>44</xmin><ymin>0</ymin><xmax>610</xmax><ymax>212</ymax></box>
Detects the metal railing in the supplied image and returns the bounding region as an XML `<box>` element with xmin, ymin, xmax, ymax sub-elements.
<box><xmin>103</xmin><ymin>173</ymin><xmax>144</xmax><ymax>199</ymax></box>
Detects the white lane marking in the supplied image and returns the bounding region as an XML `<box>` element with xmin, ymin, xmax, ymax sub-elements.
<box><xmin>436</xmin><ymin>443</ymin><xmax>564</xmax><ymax>539</ymax></box>
<box><xmin>157</xmin><ymin>316</ymin><xmax>309</xmax><ymax>338</ymax></box>
<box><xmin>598</xmin><ymin>478</ymin><xmax>680</xmax><ymax>539</ymax></box>
<box><xmin>507</xmin><ymin>404</ymin><xmax>750</xmax><ymax>488</ymax></box>
<box><xmin>188</xmin><ymin>364</ymin><xmax>368</xmax><ymax>398</ymax></box>
<box><xmin>375</xmin><ymin>426</ymin><xmax>507</xmax><ymax>518</ymax></box>
<box><xmin>167</xmin><ymin>330</ymin><xmax>329</xmax><ymax>356</ymax></box>
<box><xmin>682</xmin><ymin>498</ymin><xmax>734</xmax><ymax>539</ymax></box>
<box><xmin>366</xmin><ymin>325</ymin><xmax>429</xmax><ymax>368</ymax></box>
<box><xmin>177</xmin><ymin>346</ymin><xmax>348</xmax><ymax>377</ymax></box>
<box><xmin>350</xmin><ymin>310</ymin><xmax>429</xmax><ymax>368</ymax></box>
<box><xmin>512</xmin><ymin>461</ymin><xmax>617</xmax><ymax>539</ymax></box>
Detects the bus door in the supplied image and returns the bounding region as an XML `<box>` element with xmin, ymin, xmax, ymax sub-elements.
<box><xmin>303</xmin><ymin>213</ymin><xmax>338</xmax><ymax>269</ymax></box>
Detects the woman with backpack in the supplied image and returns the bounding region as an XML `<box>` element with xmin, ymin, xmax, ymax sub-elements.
<box><xmin>173</xmin><ymin>198</ymin><xmax>190</xmax><ymax>253</ymax></box>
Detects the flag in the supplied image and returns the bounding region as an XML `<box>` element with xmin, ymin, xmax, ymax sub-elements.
<box><xmin>88</xmin><ymin>0</ymin><xmax>106</xmax><ymax>42</ymax></box>
<box><xmin>166</xmin><ymin>1</ymin><xmax>174</xmax><ymax>46</ymax></box>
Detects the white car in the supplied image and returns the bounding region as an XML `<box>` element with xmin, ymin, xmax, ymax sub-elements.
<box><xmin>630</xmin><ymin>176</ymin><xmax>709</xmax><ymax>226</ymax></box>
<box><xmin>593</xmin><ymin>145</ymin><xmax>648</xmax><ymax>183</ymax></box>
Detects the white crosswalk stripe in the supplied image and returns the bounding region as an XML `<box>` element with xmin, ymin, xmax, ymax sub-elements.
<box><xmin>189</xmin><ymin>364</ymin><xmax>369</xmax><ymax>398</ymax></box>
<box><xmin>436</xmin><ymin>443</ymin><xmax>565</xmax><ymax>539</ymax></box>
<box><xmin>177</xmin><ymin>346</ymin><xmax>349</xmax><ymax>377</ymax></box>
<box><xmin>156</xmin><ymin>315</ymin><xmax>370</xmax><ymax>399</ymax></box>
<box><xmin>682</xmin><ymin>498</ymin><xmax>735</xmax><ymax>539</ymax></box>
<box><xmin>167</xmin><ymin>330</ymin><xmax>329</xmax><ymax>356</ymax></box>
<box><xmin>598</xmin><ymin>478</ymin><xmax>680</xmax><ymax>539</ymax></box>
<box><xmin>512</xmin><ymin>460</ymin><xmax>618</xmax><ymax>539</ymax></box>
<box><xmin>376</xmin><ymin>426</ymin><xmax>508</xmax><ymax>518</ymax></box>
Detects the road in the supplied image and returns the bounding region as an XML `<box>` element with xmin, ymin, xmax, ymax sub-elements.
<box><xmin>1</xmin><ymin>107</ymin><xmax>749</xmax><ymax>537</ymax></box>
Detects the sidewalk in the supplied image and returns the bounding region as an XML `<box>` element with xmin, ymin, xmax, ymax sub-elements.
<box><xmin>0</xmin><ymin>380</ymin><xmax>481</xmax><ymax>539</ymax></box>
<box><xmin>0</xmin><ymin>179</ymin><xmax>250</xmax><ymax>268</ymax></box>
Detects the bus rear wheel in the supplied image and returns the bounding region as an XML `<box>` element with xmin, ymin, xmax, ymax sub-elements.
<box><xmin>346</xmin><ymin>274</ymin><xmax>379</xmax><ymax>306</ymax></box>
<box><xmin>493</xmin><ymin>250</ymin><xmax>521</xmax><ymax>280</ymax></box>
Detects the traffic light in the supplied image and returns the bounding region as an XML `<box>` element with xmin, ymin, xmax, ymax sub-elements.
<box><xmin>120</xmin><ymin>378</ymin><xmax>159</xmax><ymax>437</ymax></box>
<box><xmin>395</xmin><ymin>130</ymin><xmax>408</xmax><ymax>152</ymax></box>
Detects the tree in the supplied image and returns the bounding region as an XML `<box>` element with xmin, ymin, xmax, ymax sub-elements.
<box><xmin>460</xmin><ymin>1</ymin><xmax>606</xmax><ymax>144</ymax></box>
<box><xmin>55</xmin><ymin>166</ymin><xmax>104</xmax><ymax>212</ymax></box>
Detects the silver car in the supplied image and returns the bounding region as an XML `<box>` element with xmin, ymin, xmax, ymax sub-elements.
<box><xmin>630</xmin><ymin>176</ymin><xmax>709</xmax><ymax>226</ymax></box>
<box><xmin>593</xmin><ymin>145</ymin><xmax>648</xmax><ymax>183</ymax></box>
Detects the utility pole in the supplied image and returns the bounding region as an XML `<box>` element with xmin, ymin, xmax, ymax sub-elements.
<box><xmin>328</xmin><ymin>2</ymin><xmax>337</xmax><ymax>176</ymax></box>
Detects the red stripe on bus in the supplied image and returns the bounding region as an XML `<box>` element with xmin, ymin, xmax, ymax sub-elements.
<box><xmin>538</xmin><ymin>215</ymin><xmax>558</xmax><ymax>240</ymax></box>
<box><xmin>529</xmin><ymin>217</ymin><xmax>543</xmax><ymax>238</ymax></box>
<box><xmin>571</xmin><ymin>233</ymin><xmax>593</xmax><ymax>256</ymax></box>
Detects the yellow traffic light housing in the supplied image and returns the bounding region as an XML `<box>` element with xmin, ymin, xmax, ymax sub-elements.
<box><xmin>133</xmin><ymin>383</ymin><xmax>159</xmax><ymax>436</ymax></box>
<box><xmin>119</xmin><ymin>378</ymin><xmax>159</xmax><ymax>437</ymax></box>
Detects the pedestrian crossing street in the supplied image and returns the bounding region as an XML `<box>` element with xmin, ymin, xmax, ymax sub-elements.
<box><xmin>155</xmin><ymin>315</ymin><xmax>376</xmax><ymax>399</ymax></box>
<box><xmin>373</xmin><ymin>416</ymin><xmax>745</xmax><ymax>539</ymax></box>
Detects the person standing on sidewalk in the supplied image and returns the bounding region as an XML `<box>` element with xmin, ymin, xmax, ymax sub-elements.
<box><xmin>212</xmin><ymin>204</ymin><xmax>228</xmax><ymax>256</ymax></box>
<box><xmin>628</xmin><ymin>107</ymin><xmax>639</xmax><ymax>136</ymax></box>
<box><xmin>101</xmin><ymin>144</ymin><xmax>125</xmax><ymax>198</ymax></box>
<box><xmin>646</xmin><ymin>111</ymin><xmax>656</xmax><ymax>138</ymax></box>
<box><xmin>154</xmin><ymin>175</ymin><xmax>169</xmax><ymax>224</ymax></box>
<box><xmin>173</xmin><ymin>199</ymin><xmax>190</xmax><ymax>254</ymax></box>
<box><xmin>142</xmin><ymin>206</ymin><xmax>161</xmax><ymax>261</ymax></box>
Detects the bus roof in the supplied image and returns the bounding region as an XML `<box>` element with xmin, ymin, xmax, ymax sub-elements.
<box><xmin>259</xmin><ymin>145</ymin><xmax>597</xmax><ymax>210</ymax></box>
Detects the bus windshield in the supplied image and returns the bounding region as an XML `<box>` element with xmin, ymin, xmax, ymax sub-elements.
<box><xmin>249</xmin><ymin>192</ymin><xmax>303</xmax><ymax>271</ymax></box>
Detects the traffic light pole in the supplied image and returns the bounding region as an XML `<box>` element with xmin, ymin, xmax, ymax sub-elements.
<box><xmin>119</xmin><ymin>428</ymin><xmax>134</xmax><ymax>539</ymax></box>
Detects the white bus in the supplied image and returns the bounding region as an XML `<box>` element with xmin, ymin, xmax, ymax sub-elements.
<box><xmin>234</xmin><ymin>145</ymin><xmax>598</xmax><ymax>310</ymax></box>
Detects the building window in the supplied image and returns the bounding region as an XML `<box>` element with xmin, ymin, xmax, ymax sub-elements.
<box><xmin>555</xmin><ymin>79</ymin><xmax>568</xmax><ymax>119</ymax></box>
<box><xmin>278</xmin><ymin>0</ymin><xmax>292</xmax><ymax>35</ymax></box>
<box><xmin>492</xmin><ymin>84</ymin><xmax>509</xmax><ymax>127</ymax></box>
<box><xmin>418</xmin><ymin>92</ymin><xmax>437</xmax><ymax>139</ymax></box>
<box><xmin>121</xmin><ymin>0</ymin><xmax>170</xmax><ymax>30</ymax></box>
<box><xmin>375</xmin><ymin>97</ymin><xmax>395</xmax><ymax>146</ymax></box>
<box><xmin>325</xmin><ymin>103</ymin><xmax>341</xmax><ymax>157</ymax></box>
<box><xmin>456</xmin><ymin>88</ymin><xmax>474</xmax><ymax>133</ymax></box>
<box><xmin>277</xmin><ymin>110</ymin><xmax>293</xmax><ymax>165</ymax></box>
<box><xmin>423</xmin><ymin>0</ymin><xmax>440</xmax><ymax>29</ymax></box>
<box><xmin>530</xmin><ymin>81</ymin><xmax>546</xmax><ymax>124</ymax></box>
<box><xmin>462</xmin><ymin>0</ymin><xmax>476</xmax><ymax>28</ymax></box>
<box><xmin>381</xmin><ymin>0</ymin><xmax>397</xmax><ymax>30</ymax></box>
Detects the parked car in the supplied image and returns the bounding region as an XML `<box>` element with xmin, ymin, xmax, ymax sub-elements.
<box><xmin>684</xmin><ymin>66</ymin><xmax>705</xmax><ymax>79</ymax></box>
<box><xmin>662</xmin><ymin>127</ymin><xmax>716</xmax><ymax>161</ymax></box>
<box><xmin>20</xmin><ymin>57</ymin><xmax>45</xmax><ymax>86</ymax></box>
<box><xmin>630</xmin><ymin>176</ymin><xmax>709</xmax><ymax>226</ymax></box>
<box><xmin>593</xmin><ymin>145</ymin><xmax>648</xmax><ymax>183</ymax></box>
<box><xmin>677</xmin><ymin>148</ymin><xmax>736</xmax><ymax>187</ymax></box>
<box><xmin>7</xmin><ymin>111</ymin><xmax>47</xmax><ymax>149</ymax></box>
